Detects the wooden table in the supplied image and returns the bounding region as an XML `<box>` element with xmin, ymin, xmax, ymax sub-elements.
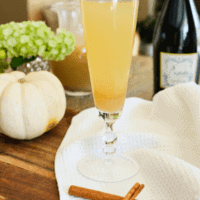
<box><xmin>0</xmin><ymin>55</ymin><xmax>153</xmax><ymax>200</ymax></box>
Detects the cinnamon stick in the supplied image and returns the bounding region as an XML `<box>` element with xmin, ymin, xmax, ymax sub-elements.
<box><xmin>68</xmin><ymin>185</ymin><xmax>123</xmax><ymax>200</ymax></box>
<box><xmin>122</xmin><ymin>183</ymin><xmax>140</xmax><ymax>200</ymax></box>
<box><xmin>130</xmin><ymin>184</ymin><xmax>145</xmax><ymax>200</ymax></box>
<box><xmin>68</xmin><ymin>183</ymin><xmax>145</xmax><ymax>200</ymax></box>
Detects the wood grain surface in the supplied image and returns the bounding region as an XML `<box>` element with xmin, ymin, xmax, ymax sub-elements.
<box><xmin>0</xmin><ymin>108</ymin><xmax>80</xmax><ymax>200</ymax></box>
<box><xmin>0</xmin><ymin>55</ymin><xmax>153</xmax><ymax>200</ymax></box>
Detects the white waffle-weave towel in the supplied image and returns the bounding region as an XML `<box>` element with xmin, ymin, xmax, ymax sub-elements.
<box><xmin>55</xmin><ymin>82</ymin><xmax>200</xmax><ymax>199</ymax></box>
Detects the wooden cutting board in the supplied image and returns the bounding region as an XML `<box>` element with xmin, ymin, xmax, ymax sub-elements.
<box><xmin>0</xmin><ymin>108</ymin><xmax>79</xmax><ymax>200</ymax></box>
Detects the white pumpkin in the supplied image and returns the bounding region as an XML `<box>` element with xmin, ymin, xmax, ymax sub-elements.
<box><xmin>0</xmin><ymin>71</ymin><xmax>66</xmax><ymax>140</ymax></box>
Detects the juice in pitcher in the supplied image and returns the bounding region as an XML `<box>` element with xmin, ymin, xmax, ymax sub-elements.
<box><xmin>51</xmin><ymin>36</ymin><xmax>91</xmax><ymax>93</ymax></box>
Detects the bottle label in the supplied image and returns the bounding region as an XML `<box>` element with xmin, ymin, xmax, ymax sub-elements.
<box><xmin>160</xmin><ymin>52</ymin><xmax>198</xmax><ymax>88</ymax></box>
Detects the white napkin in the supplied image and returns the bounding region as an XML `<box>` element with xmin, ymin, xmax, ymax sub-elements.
<box><xmin>55</xmin><ymin>82</ymin><xmax>200</xmax><ymax>199</ymax></box>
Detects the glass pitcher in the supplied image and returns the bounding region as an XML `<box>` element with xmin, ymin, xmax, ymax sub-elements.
<box><xmin>45</xmin><ymin>1</ymin><xmax>91</xmax><ymax>96</ymax></box>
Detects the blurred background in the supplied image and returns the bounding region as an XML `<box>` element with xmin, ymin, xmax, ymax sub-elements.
<box><xmin>1</xmin><ymin>0</ymin><xmax>200</xmax><ymax>57</ymax></box>
<box><xmin>0</xmin><ymin>0</ymin><xmax>153</xmax><ymax>22</ymax></box>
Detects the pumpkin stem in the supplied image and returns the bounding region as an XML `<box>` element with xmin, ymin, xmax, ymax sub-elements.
<box><xmin>18</xmin><ymin>78</ymin><xmax>26</xmax><ymax>83</ymax></box>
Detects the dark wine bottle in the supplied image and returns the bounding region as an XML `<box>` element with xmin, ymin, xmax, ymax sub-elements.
<box><xmin>153</xmin><ymin>0</ymin><xmax>200</xmax><ymax>95</ymax></box>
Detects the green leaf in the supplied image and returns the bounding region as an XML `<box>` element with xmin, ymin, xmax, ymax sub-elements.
<box><xmin>0</xmin><ymin>61</ymin><xmax>9</xmax><ymax>73</ymax></box>
<box><xmin>10</xmin><ymin>56</ymin><xmax>35</xmax><ymax>70</ymax></box>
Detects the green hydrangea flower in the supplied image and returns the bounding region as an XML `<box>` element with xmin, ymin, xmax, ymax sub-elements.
<box><xmin>0</xmin><ymin>49</ymin><xmax>6</xmax><ymax>59</ymax></box>
<box><xmin>0</xmin><ymin>50</ymin><xmax>8</xmax><ymax>73</ymax></box>
<box><xmin>0</xmin><ymin>21</ymin><xmax>76</xmax><ymax>69</ymax></box>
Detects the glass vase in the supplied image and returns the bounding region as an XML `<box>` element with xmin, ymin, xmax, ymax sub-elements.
<box><xmin>16</xmin><ymin>57</ymin><xmax>50</xmax><ymax>74</ymax></box>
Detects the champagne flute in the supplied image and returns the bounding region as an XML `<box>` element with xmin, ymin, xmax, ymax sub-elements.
<box><xmin>77</xmin><ymin>0</ymin><xmax>139</xmax><ymax>182</ymax></box>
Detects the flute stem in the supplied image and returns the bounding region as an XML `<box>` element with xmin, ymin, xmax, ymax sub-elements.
<box><xmin>103</xmin><ymin>122</ymin><xmax>117</xmax><ymax>156</ymax></box>
<box><xmin>99</xmin><ymin>110</ymin><xmax>122</xmax><ymax>165</ymax></box>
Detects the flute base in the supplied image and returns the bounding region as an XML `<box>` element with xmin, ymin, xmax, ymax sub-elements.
<box><xmin>77</xmin><ymin>154</ymin><xmax>139</xmax><ymax>183</ymax></box>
